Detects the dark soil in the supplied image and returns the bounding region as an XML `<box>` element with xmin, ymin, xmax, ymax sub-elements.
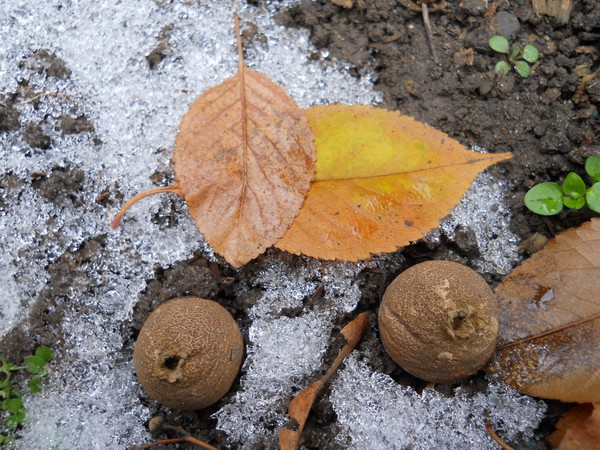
<box><xmin>1</xmin><ymin>1</ymin><xmax>598</xmax><ymax>448</ymax></box>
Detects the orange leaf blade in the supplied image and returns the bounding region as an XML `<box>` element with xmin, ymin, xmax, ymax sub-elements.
<box><xmin>174</xmin><ymin>37</ymin><xmax>315</xmax><ymax>267</ymax></box>
<box><xmin>489</xmin><ymin>218</ymin><xmax>600</xmax><ymax>403</ymax></box>
<box><xmin>276</xmin><ymin>105</ymin><xmax>511</xmax><ymax>260</ymax></box>
<box><xmin>278</xmin><ymin>312</ymin><xmax>368</xmax><ymax>450</ymax></box>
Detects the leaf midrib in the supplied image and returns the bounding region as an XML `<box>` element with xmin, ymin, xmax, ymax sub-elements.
<box><xmin>315</xmin><ymin>155</ymin><xmax>510</xmax><ymax>183</ymax></box>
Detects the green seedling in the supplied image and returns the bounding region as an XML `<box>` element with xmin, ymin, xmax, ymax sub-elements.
<box><xmin>524</xmin><ymin>155</ymin><xmax>600</xmax><ymax>215</ymax></box>
<box><xmin>1</xmin><ymin>346</ymin><xmax>53</xmax><ymax>444</ymax></box>
<box><xmin>489</xmin><ymin>36</ymin><xmax>539</xmax><ymax>78</ymax></box>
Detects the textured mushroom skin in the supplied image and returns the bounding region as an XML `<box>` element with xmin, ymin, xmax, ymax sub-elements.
<box><xmin>134</xmin><ymin>297</ymin><xmax>244</xmax><ymax>410</ymax></box>
<box><xmin>378</xmin><ymin>261</ymin><xmax>499</xmax><ymax>383</ymax></box>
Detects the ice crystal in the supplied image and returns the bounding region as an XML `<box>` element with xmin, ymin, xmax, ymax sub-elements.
<box><xmin>330</xmin><ymin>355</ymin><xmax>546</xmax><ymax>449</ymax></box>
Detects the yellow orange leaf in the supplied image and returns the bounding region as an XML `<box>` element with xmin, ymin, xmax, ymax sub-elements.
<box><xmin>276</xmin><ymin>105</ymin><xmax>512</xmax><ymax>260</ymax></box>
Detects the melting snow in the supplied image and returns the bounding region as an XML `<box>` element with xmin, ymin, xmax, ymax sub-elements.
<box><xmin>331</xmin><ymin>355</ymin><xmax>545</xmax><ymax>449</ymax></box>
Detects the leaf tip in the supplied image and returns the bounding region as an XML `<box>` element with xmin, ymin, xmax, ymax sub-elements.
<box><xmin>497</xmin><ymin>151</ymin><xmax>514</xmax><ymax>161</ymax></box>
<box><xmin>341</xmin><ymin>311</ymin><xmax>369</xmax><ymax>344</ymax></box>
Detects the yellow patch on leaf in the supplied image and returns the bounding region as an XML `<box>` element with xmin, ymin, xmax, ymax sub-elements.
<box><xmin>276</xmin><ymin>105</ymin><xmax>512</xmax><ymax>261</ymax></box>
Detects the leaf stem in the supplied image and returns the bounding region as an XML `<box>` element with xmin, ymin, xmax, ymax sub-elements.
<box><xmin>234</xmin><ymin>12</ymin><xmax>243</xmax><ymax>70</ymax></box>
<box><xmin>496</xmin><ymin>312</ymin><xmax>600</xmax><ymax>351</ymax></box>
<box><xmin>485</xmin><ymin>422</ymin><xmax>514</xmax><ymax>450</ymax></box>
<box><xmin>111</xmin><ymin>183</ymin><xmax>183</xmax><ymax>228</ymax></box>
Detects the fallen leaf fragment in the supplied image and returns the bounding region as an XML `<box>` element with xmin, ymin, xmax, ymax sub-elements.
<box><xmin>331</xmin><ymin>0</ymin><xmax>354</xmax><ymax>8</ymax></box>
<box><xmin>278</xmin><ymin>312</ymin><xmax>369</xmax><ymax>450</ymax></box>
<box><xmin>532</xmin><ymin>0</ymin><xmax>574</xmax><ymax>24</ymax></box>
<box><xmin>113</xmin><ymin>14</ymin><xmax>316</xmax><ymax>268</ymax></box>
<box><xmin>276</xmin><ymin>105</ymin><xmax>512</xmax><ymax>260</ymax></box>
<box><xmin>488</xmin><ymin>218</ymin><xmax>600</xmax><ymax>403</ymax></box>
<box><xmin>548</xmin><ymin>403</ymin><xmax>600</xmax><ymax>449</ymax></box>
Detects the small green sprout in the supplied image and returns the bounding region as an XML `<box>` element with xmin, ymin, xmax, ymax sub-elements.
<box><xmin>1</xmin><ymin>346</ymin><xmax>53</xmax><ymax>444</ymax></box>
<box><xmin>524</xmin><ymin>155</ymin><xmax>600</xmax><ymax>215</ymax></box>
<box><xmin>489</xmin><ymin>36</ymin><xmax>539</xmax><ymax>78</ymax></box>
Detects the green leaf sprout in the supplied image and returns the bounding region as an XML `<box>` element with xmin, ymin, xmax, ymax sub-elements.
<box><xmin>489</xmin><ymin>36</ymin><xmax>539</xmax><ymax>78</ymax></box>
<box><xmin>524</xmin><ymin>182</ymin><xmax>564</xmax><ymax>215</ymax></box>
<box><xmin>1</xmin><ymin>346</ymin><xmax>53</xmax><ymax>443</ymax></box>
<box><xmin>489</xmin><ymin>36</ymin><xmax>509</xmax><ymax>53</ymax></box>
<box><xmin>522</xmin><ymin>45</ymin><xmax>539</xmax><ymax>63</ymax></box>
<box><xmin>587</xmin><ymin>182</ymin><xmax>600</xmax><ymax>212</ymax></box>
<box><xmin>494</xmin><ymin>61</ymin><xmax>510</xmax><ymax>76</ymax></box>
<box><xmin>562</xmin><ymin>172</ymin><xmax>586</xmax><ymax>198</ymax></box>
<box><xmin>585</xmin><ymin>155</ymin><xmax>600</xmax><ymax>182</ymax></box>
<box><xmin>525</xmin><ymin>156</ymin><xmax>600</xmax><ymax>215</ymax></box>
<box><xmin>514</xmin><ymin>60</ymin><xmax>530</xmax><ymax>78</ymax></box>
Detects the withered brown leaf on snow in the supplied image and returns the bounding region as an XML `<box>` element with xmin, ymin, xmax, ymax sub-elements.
<box><xmin>488</xmin><ymin>218</ymin><xmax>600</xmax><ymax>403</ymax></box>
<box><xmin>113</xmin><ymin>14</ymin><xmax>316</xmax><ymax>267</ymax></box>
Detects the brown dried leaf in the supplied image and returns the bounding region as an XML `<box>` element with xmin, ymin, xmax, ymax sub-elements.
<box><xmin>113</xmin><ymin>15</ymin><xmax>315</xmax><ymax>267</ymax></box>
<box><xmin>488</xmin><ymin>218</ymin><xmax>600</xmax><ymax>403</ymax></box>
<box><xmin>278</xmin><ymin>313</ymin><xmax>368</xmax><ymax>450</ymax></box>
<box><xmin>532</xmin><ymin>0</ymin><xmax>574</xmax><ymax>24</ymax></box>
<box><xmin>548</xmin><ymin>403</ymin><xmax>600</xmax><ymax>449</ymax></box>
<box><xmin>331</xmin><ymin>0</ymin><xmax>354</xmax><ymax>8</ymax></box>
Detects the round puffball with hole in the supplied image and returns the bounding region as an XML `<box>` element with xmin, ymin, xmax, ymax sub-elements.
<box><xmin>133</xmin><ymin>297</ymin><xmax>244</xmax><ymax>410</ymax></box>
<box><xmin>378</xmin><ymin>261</ymin><xmax>499</xmax><ymax>383</ymax></box>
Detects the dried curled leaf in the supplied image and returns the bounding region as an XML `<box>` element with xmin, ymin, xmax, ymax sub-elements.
<box><xmin>548</xmin><ymin>403</ymin><xmax>600</xmax><ymax>449</ymax></box>
<box><xmin>278</xmin><ymin>313</ymin><xmax>368</xmax><ymax>450</ymax></box>
<box><xmin>488</xmin><ymin>218</ymin><xmax>600</xmax><ymax>403</ymax></box>
<box><xmin>276</xmin><ymin>105</ymin><xmax>512</xmax><ymax>260</ymax></box>
<box><xmin>113</xmin><ymin>15</ymin><xmax>316</xmax><ymax>268</ymax></box>
<box><xmin>331</xmin><ymin>0</ymin><xmax>354</xmax><ymax>8</ymax></box>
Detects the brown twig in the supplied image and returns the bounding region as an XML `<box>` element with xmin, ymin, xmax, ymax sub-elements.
<box><xmin>421</xmin><ymin>3</ymin><xmax>439</xmax><ymax>64</ymax></box>
<box><xmin>485</xmin><ymin>422</ymin><xmax>515</xmax><ymax>450</ymax></box>
<box><xmin>279</xmin><ymin>313</ymin><xmax>369</xmax><ymax>450</ymax></box>
<box><xmin>136</xmin><ymin>437</ymin><xmax>186</xmax><ymax>449</ymax></box>
<box><xmin>136</xmin><ymin>436</ymin><xmax>217</xmax><ymax>450</ymax></box>
<box><xmin>496</xmin><ymin>312</ymin><xmax>600</xmax><ymax>351</ymax></box>
<box><xmin>399</xmin><ymin>0</ymin><xmax>447</xmax><ymax>14</ymax></box>
<box><xmin>135</xmin><ymin>421</ymin><xmax>217</xmax><ymax>450</ymax></box>
<box><xmin>16</xmin><ymin>91</ymin><xmax>62</xmax><ymax>105</ymax></box>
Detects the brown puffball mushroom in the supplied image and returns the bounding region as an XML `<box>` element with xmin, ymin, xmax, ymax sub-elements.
<box><xmin>133</xmin><ymin>297</ymin><xmax>244</xmax><ymax>410</ymax></box>
<box><xmin>378</xmin><ymin>261</ymin><xmax>499</xmax><ymax>383</ymax></box>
